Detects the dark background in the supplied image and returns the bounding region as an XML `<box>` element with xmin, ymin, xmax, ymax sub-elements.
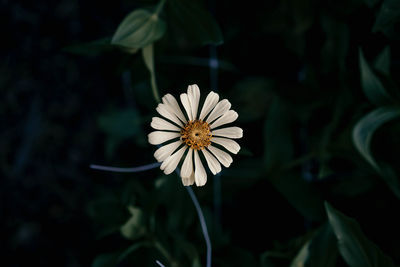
<box><xmin>2</xmin><ymin>0</ymin><xmax>400</xmax><ymax>266</ymax></box>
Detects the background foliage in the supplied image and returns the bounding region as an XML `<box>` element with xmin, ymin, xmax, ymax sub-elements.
<box><xmin>3</xmin><ymin>0</ymin><xmax>400</xmax><ymax>266</ymax></box>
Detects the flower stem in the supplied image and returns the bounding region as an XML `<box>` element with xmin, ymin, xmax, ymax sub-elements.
<box><xmin>186</xmin><ymin>186</ymin><xmax>212</xmax><ymax>267</ymax></box>
<box><xmin>90</xmin><ymin>162</ymin><xmax>160</xmax><ymax>173</ymax></box>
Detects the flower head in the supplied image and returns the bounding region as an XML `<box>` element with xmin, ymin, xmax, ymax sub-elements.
<box><xmin>148</xmin><ymin>84</ymin><xmax>243</xmax><ymax>186</ymax></box>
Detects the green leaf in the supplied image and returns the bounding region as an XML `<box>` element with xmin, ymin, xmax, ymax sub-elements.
<box><xmin>290</xmin><ymin>239</ymin><xmax>310</xmax><ymax>267</ymax></box>
<box><xmin>231</xmin><ymin>77</ymin><xmax>275</xmax><ymax>122</ymax></box>
<box><xmin>111</xmin><ymin>7</ymin><xmax>166</xmax><ymax>50</ymax></box>
<box><xmin>290</xmin><ymin>223</ymin><xmax>337</xmax><ymax>267</ymax></box>
<box><xmin>92</xmin><ymin>253</ymin><xmax>120</xmax><ymax>267</ymax></box>
<box><xmin>364</xmin><ymin>0</ymin><xmax>380</xmax><ymax>8</ymax></box>
<box><xmin>167</xmin><ymin>0</ymin><xmax>223</xmax><ymax>45</ymax></box>
<box><xmin>305</xmin><ymin>223</ymin><xmax>338</xmax><ymax>267</ymax></box>
<box><xmin>117</xmin><ymin>242</ymin><xmax>148</xmax><ymax>263</ymax></box>
<box><xmin>352</xmin><ymin>106</ymin><xmax>400</xmax><ymax>170</ymax></box>
<box><xmin>263</xmin><ymin>97</ymin><xmax>293</xmax><ymax>170</ymax></box>
<box><xmin>374</xmin><ymin>46</ymin><xmax>391</xmax><ymax>76</ymax></box>
<box><xmin>98</xmin><ymin>108</ymin><xmax>141</xmax><ymax>139</ymax></box>
<box><xmin>359</xmin><ymin>49</ymin><xmax>392</xmax><ymax>106</ymax></box>
<box><xmin>87</xmin><ymin>197</ymin><xmax>127</xmax><ymax>232</ymax></box>
<box><xmin>120</xmin><ymin>205</ymin><xmax>146</xmax><ymax>240</ymax></box>
<box><xmin>142</xmin><ymin>44</ymin><xmax>161</xmax><ymax>103</ymax></box>
<box><xmin>325</xmin><ymin>202</ymin><xmax>396</xmax><ymax>267</ymax></box>
<box><xmin>372</xmin><ymin>0</ymin><xmax>400</xmax><ymax>38</ymax></box>
<box><xmin>63</xmin><ymin>38</ymin><xmax>114</xmax><ymax>56</ymax></box>
<box><xmin>264</xmin><ymin>98</ymin><xmax>324</xmax><ymax>221</ymax></box>
<box><xmin>268</xmin><ymin>172</ymin><xmax>325</xmax><ymax>221</ymax></box>
<box><xmin>260</xmin><ymin>251</ymin><xmax>277</xmax><ymax>267</ymax></box>
<box><xmin>92</xmin><ymin>243</ymin><xmax>148</xmax><ymax>267</ymax></box>
<box><xmin>353</xmin><ymin>107</ymin><xmax>400</xmax><ymax>198</ymax></box>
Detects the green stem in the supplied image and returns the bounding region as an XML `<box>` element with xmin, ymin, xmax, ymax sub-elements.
<box><xmin>155</xmin><ymin>0</ymin><xmax>167</xmax><ymax>16</ymax></box>
<box><xmin>150</xmin><ymin>70</ymin><xmax>161</xmax><ymax>103</ymax></box>
<box><xmin>142</xmin><ymin>44</ymin><xmax>161</xmax><ymax>103</ymax></box>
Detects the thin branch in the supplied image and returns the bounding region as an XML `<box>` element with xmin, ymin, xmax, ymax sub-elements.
<box><xmin>90</xmin><ymin>162</ymin><xmax>161</xmax><ymax>173</ymax></box>
<box><xmin>186</xmin><ymin>186</ymin><xmax>212</xmax><ymax>267</ymax></box>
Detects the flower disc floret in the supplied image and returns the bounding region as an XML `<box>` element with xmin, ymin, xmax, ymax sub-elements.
<box><xmin>180</xmin><ymin>120</ymin><xmax>212</xmax><ymax>150</ymax></box>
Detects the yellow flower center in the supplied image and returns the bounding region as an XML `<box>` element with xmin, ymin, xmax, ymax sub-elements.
<box><xmin>181</xmin><ymin>120</ymin><xmax>212</xmax><ymax>150</ymax></box>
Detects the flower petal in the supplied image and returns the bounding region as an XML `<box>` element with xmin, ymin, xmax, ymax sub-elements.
<box><xmin>180</xmin><ymin>148</ymin><xmax>193</xmax><ymax>179</ymax></box>
<box><xmin>206</xmin><ymin>99</ymin><xmax>231</xmax><ymax>123</ymax></box>
<box><xmin>160</xmin><ymin>146</ymin><xmax>187</xmax><ymax>175</ymax></box>
<box><xmin>148</xmin><ymin>131</ymin><xmax>181</xmax><ymax>145</ymax></box>
<box><xmin>162</xmin><ymin>94</ymin><xmax>187</xmax><ymax>123</ymax></box>
<box><xmin>151</xmin><ymin>117</ymin><xmax>181</xmax><ymax>131</ymax></box>
<box><xmin>212</xmin><ymin>127</ymin><xmax>243</xmax><ymax>139</ymax></box>
<box><xmin>154</xmin><ymin>140</ymin><xmax>182</xmax><ymax>162</ymax></box>
<box><xmin>199</xmin><ymin>91</ymin><xmax>219</xmax><ymax>120</ymax></box>
<box><xmin>208</xmin><ymin>145</ymin><xmax>233</xmax><ymax>168</ymax></box>
<box><xmin>201</xmin><ymin>148</ymin><xmax>221</xmax><ymax>175</ymax></box>
<box><xmin>210</xmin><ymin>110</ymin><xmax>238</xmax><ymax>129</ymax></box>
<box><xmin>156</xmin><ymin>103</ymin><xmax>184</xmax><ymax>127</ymax></box>
<box><xmin>182</xmin><ymin>171</ymin><xmax>195</xmax><ymax>186</ymax></box>
<box><xmin>194</xmin><ymin>150</ymin><xmax>207</xmax><ymax>186</ymax></box>
<box><xmin>187</xmin><ymin>84</ymin><xmax>200</xmax><ymax>120</ymax></box>
<box><xmin>211</xmin><ymin>137</ymin><xmax>241</xmax><ymax>154</ymax></box>
<box><xmin>180</xmin><ymin>93</ymin><xmax>193</xmax><ymax>121</ymax></box>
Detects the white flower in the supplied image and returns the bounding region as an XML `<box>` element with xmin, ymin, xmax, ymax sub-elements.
<box><xmin>148</xmin><ymin>84</ymin><xmax>243</xmax><ymax>186</ymax></box>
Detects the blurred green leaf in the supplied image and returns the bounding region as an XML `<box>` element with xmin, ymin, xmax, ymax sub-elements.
<box><xmin>290</xmin><ymin>239</ymin><xmax>310</xmax><ymax>267</ymax></box>
<box><xmin>331</xmin><ymin>171</ymin><xmax>376</xmax><ymax>197</ymax></box>
<box><xmin>359</xmin><ymin>49</ymin><xmax>392</xmax><ymax>106</ymax></box>
<box><xmin>63</xmin><ymin>38</ymin><xmax>114</xmax><ymax>56</ymax></box>
<box><xmin>325</xmin><ymin>202</ymin><xmax>396</xmax><ymax>267</ymax></box>
<box><xmin>98</xmin><ymin>107</ymin><xmax>144</xmax><ymax>157</ymax></box>
<box><xmin>192</xmin><ymin>258</ymin><xmax>202</xmax><ymax>267</ymax></box>
<box><xmin>87</xmin><ymin>197</ymin><xmax>127</xmax><ymax>233</ymax></box>
<box><xmin>92</xmin><ymin>243</ymin><xmax>148</xmax><ymax>267</ymax></box>
<box><xmin>305</xmin><ymin>223</ymin><xmax>338</xmax><ymax>267</ymax></box>
<box><xmin>215</xmin><ymin>246</ymin><xmax>259</xmax><ymax>267</ymax></box>
<box><xmin>98</xmin><ymin>108</ymin><xmax>141</xmax><ymax>139</ymax></box>
<box><xmin>269</xmin><ymin>172</ymin><xmax>325</xmax><ymax>221</ymax></box>
<box><xmin>260</xmin><ymin>252</ymin><xmax>277</xmax><ymax>267</ymax></box>
<box><xmin>111</xmin><ymin>6</ymin><xmax>166</xmax><ymax>50</ymax></box>
<box><xmin>364</xmin><ymin>0</ymin><xmax>380</xmax><ymax>8</ymax></box>
<box><xmin>120</xmin><ymin>205</ymin><xmax>146</xmax><ymax>240</ymax></box>
<box><xmin>374</xmin><ymin>46</ymin><xmax>391</xmax><ymax>76</ymax></box>
<box><xmin>92</xmin><ymin>252</ymin><xmax>120</xmax><ymax>267</ymax></box>
<box><xmin>117</xmin><ymin>242</ymin><xmax>148</xmax><ymax>262</ymax></box>
<box><xmin>373</xmin><ymin>0</ymin><xmax>400</xmax><ymax>38</ymax></box>
<box><xmin>231</xmin><ymin>78</ymin><xmax>275</xmax><ymax>122</ymax></box>
<box><xmin>264</xmin><ymin>97</ymin><xmax>324</xmax><ymax>221</ymax></box>
<box><xmin>321</xmin><ymin>16</ymin><xmax>349</xmax><ymax>75</ymax></box>
<box><xmin>263</xmin><ymin>97</ymin><xmax>293</xmax><ymax>170</ymax></box>
<box><xmin>167</xmin><ymin>0</ymin><xmax>223</xmax><ymax>45</ymax></box>
<box><xmin>352</xmin><ymin>106</ymin><xmax>400</xmax><ymax>197</ymax></box>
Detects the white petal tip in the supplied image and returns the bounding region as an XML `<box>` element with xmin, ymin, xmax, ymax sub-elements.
<box><xmin>195</xmin><ymin>178</ymin><xmax>207</xmax><ymax>186</ymax></box>
<box><xmin>163</xmin><ymin>168</ymin><xmax>175</xmax><ymax>175</ymax></box>
<box><xmin>182</xmin><ymin>177</ymin><xmax>194</xmax><ymax>186</ymax></box>
<box><xmin>237</xmin><ymin>128</ymin><xmax>243</xmax><ymax>138</ymax></box>
<box><xmin>148</xmin><ymin>134</ymin><xmax>157</xmax><ymax>145</ymax></box>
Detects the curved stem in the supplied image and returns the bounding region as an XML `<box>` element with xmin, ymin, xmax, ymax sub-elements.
<box><xmin>186</xmin><ymin>186</ymin><xmax>212</xmax><ymax>267</ymax></box>
<box><xmin>90</xmin><ymin>162</ymin><xmax>160</xmax><ymax>173</ymax></box>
